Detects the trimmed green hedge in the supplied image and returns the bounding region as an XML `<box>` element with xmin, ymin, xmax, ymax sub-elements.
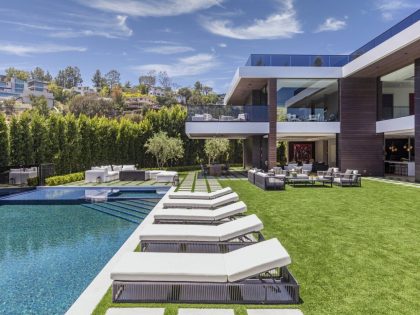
<box><xmin>45</xmin><ymin>172</ymin><xmax>85</xmax><ymax>186</ymax></box>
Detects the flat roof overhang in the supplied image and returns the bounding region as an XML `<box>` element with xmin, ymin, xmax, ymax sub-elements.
<box><xmin>225</xmin><ymin>67</ymin><xmax>342</xmax><ymax>105</ymax></box>
<box><xmin>343</xmin><ymin>20</ymin><xmax>420</xmax><ymax>78</ymax></box>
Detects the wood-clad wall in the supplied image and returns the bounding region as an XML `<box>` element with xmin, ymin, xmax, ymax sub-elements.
<box><xmin>267</xmin><ymin>79</ymin><xmax>277</xmax><ymax>169</ymax></box>
<box><xmin>338</xmin><ymin>78</ymin><xmax>384</xmax><ymax>176</ymax></box>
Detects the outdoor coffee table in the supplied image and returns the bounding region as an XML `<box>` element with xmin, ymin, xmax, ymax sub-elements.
<box><xmin>286</xmin><ymin>176</ymin><xmax>315</xmax><ymax>186</ymax></box>
<box><xmin>315</xmin><ymin>177</ymin><xmax>333</xmax><ymax>187</ymax></box>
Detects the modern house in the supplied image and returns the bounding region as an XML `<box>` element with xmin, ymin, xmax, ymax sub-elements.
<box><xmin>0</xmin><ymin>75</ymin><xmax>54</xmax><ymax>107</ymax></box>
<box><xmin>186</xmin><ymin>9</ymin><xmax>420</xmax><ymax>182</ymax></box>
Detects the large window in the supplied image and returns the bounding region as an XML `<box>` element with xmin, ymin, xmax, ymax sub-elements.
<box><xmin>276</xmin><ymin>79</ymin><xmax>339</xmax><ymax>122</ymax></box>
<box><xmin>380</xmin><ymin>64</ymin><xmax>414</xmax><ymax>120</ymax></box>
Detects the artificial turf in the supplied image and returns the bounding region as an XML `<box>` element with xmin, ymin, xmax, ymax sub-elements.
<box><xmin>93</xmin><ymin>179</ymin><xmax>420</xmax><ymax>315</ymax></box>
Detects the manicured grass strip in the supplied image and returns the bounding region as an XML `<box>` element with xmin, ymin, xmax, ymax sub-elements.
<box><xmin>92</xmin><ymin>180</ymin><xmax>420</xmax><ymax>315</ymax></box>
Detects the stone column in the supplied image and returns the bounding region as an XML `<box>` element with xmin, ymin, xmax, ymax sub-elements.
<box><xmin>267</xmin><ymin>79</ymin><xmax>277</xmax><ymax>169</ymax></box>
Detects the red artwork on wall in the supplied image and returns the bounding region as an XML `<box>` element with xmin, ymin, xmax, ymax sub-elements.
<box><xmin>292</xmin><ymin>143</ymin><xmax>313</xmax><ymax>162</ymax></box>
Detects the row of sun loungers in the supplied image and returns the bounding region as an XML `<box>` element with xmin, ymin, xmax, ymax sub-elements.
<box><xmin>110</xmin><ymin>188</ymin><xmax>300</xmax><ymax>305</ymax></box>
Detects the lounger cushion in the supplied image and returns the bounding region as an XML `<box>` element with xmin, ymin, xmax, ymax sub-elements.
<box><xmin>154</xmin><ymin>201</ymin><xmax>247</xmax><ymax>222</ymax></box>
<box><xmin>225</xmin><ymin>238</ymin><xmax>291</xmax><ymax>282</ymax></box>
<box><xmin>169</xmin><ymin>187</ymin><xmax>233</xmax><ymax>200</ymax></box>
<box><xmin>111</xmin><ymin>239</ymin><xmax>291</xmax><ymax>283</ymax></box>
<box><xmin>111</xmin><ymin>252</ymin><xmax>227</xmax><ymax>282</ymax></box>
<box><xmin>163</xmin><ymin>193</ymin><xmax>239</xmax><ymax>209</ymax></box>
<box><xmin>139</xmin><ymin>214</ymin><xmax>262</xmax><ymax>242</ymax></box>
<box><xmin>218</xmin><ymin>214</ymin><xmax>263</xmax><ymax>241</ymax></box>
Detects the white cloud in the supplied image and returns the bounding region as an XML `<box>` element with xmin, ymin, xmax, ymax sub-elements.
<box><xmin>143</xmin><ymin>45</ymin><xmax>195</xmax><ymax>54</ymax></box>
<box><xmin>82</xmin><ymin>0</ymin><xmax>224</xmax><ymax>17</ymax></box>
<box><xmin>315</xmin><ymin>17</ymin><xmax>347</xmax><ymax>33</ymax></box>
<box><xmin>50</xmin><ymin>15</ymin><xmax>132</xmax><ymax>38</ymax></box>
<box><xmin>200</xmin><ymin>0</ymin><xmax>301</xmax><ymax>40</ymax></box>
<box><xmin>218</xmin><ymin>43</ymin><xmax>227</xmax><ymax>48</ymax></box>
<box><xmin>0</xmin><ymin>43</ymin><xmax>87</xmax><ymax>56</ymax></box>
<box><xmin>376</xmin><ymin>0</ymin><xmax>418</xmax><ymax>20</ymax></box>
<box><xmin>132</xmin><ymin>53</ymin><xmax>219</xmax><ymax>77</ymax></box>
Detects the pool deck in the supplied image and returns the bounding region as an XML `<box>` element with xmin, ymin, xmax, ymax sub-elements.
<box><xmin>66</xmin><ymin>185</ymin><xmax>177</xmax><ymax>315</ymax></box>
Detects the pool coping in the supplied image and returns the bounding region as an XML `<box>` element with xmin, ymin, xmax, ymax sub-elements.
<box><xmin>65</xmin><ymin>186</ymin><xmax>176</xmax><ymax>315</ymax></box>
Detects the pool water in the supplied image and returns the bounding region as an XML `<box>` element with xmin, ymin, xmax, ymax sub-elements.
<box><xmin>0</xmin><ymin>188</ymin><xmax>164</xmax><ymax>314</ymax></box>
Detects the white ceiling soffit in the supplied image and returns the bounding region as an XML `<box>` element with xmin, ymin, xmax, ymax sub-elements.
<box><xmin>381</xmin><ymin>64</ymin><xmax>414</xmax><ymax>82</ymax></box>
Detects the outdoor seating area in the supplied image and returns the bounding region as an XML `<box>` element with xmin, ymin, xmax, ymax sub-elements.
<box><xmin>110</xmin><ymin>187</ymin><xmax>300</xmax><ymax>305</ymax></box>
<box><xmin>8</xmin><ymin>167</ymin><xmax>38</xmax><ymax>185</ymax></box>
<box><xmin>84</xmin><ymin>166</ymin><xmax>178</xmax><ymax>184</ymax></box>
<box><xmin>248</xmin><ymin>166</ymin><xmax>362</xmax><ymax>190</ymax></box>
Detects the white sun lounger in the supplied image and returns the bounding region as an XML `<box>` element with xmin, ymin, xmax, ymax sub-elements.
<box><xmin>153</xmin><ymin>201</ymin><xmax>247</xmax><ymax>223</ymax></box>
<box><xmin>163</xmin><ymin>192</ymin><xmax>239</xmax><ymax>209</ymax></box>
<box><xmin>140</xmin><ymin>214</ymin><xmax>262</xmax><ymax>242</ymax></box>
<box><xmin>111</xmin><ymin>238</ymin><xmax>299</xmax><ymax>304</ymax></box>
<box><xmin>168</xmin><ymin>187</ymin><xmax>233</xmax><ymax>200</ymax></box>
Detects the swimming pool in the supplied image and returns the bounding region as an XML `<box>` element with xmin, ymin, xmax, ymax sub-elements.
<box><xmin>0</xmin><ymin>187</ymin><xmax>167</xmax><ymax>314</ymax></box>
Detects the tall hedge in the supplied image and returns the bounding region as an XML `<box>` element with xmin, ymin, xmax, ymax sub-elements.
<box><xmin>0</xmin><ymin>113</ymin><xmax>9</xmax><ymax>167</ymax></box>
<box><xmin>2</xmin><ymin>105</ymin><xmax>243</xmax><ymax>174</ymax></box>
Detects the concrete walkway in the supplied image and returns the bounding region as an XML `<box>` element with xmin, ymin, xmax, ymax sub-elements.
<box><xmin>177</xmin><ymin>171</ymin><xmax>222</xmax><ymax>192</ymax></box>
<box><xmin>365</xmin><ymin>177</ymin><xmax>420</xmax><ymax>188</ymax></box>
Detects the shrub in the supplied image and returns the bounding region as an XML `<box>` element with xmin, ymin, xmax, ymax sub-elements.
<box><xmin>27</xmin><ymin>177</ymin><xmax>39</xmax><ymax>186</ymax></box>
<box><xmin>45</xmin><ymin>172</ymin><xmax>85</xmax><ymax>186</ymax></box>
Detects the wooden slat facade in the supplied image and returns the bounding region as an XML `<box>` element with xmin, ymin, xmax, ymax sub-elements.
<box><xmin>338</xmin><ymin>78</ymin><xmax>385</xmax><ymax>176</ymax></box>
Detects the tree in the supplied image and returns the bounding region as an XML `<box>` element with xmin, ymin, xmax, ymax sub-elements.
<box><xmin>30</xmin><ymin>95</ymin><xmax>49</xmax><ymax>116</ymax></box>
<box><xmin>55</xmin><ymin>66</ymin><xmax>83</xmax><ymax>88</ymax></box>
<box><xmin>9</xmin><ymin>116</ymin><xmax>22</xmax><ymax>165</ymax></box>
<box><xmin>48</xmin><ymin>82</ymin><xmax>71</xmax><ymax>103</ymax></box>
<box><xmin>92</xmin><ymin>69</ymin><xmax>105</xmax><ymax>90</ymax></box>
<box><xmin>31</xmin><ymin>114</ymin><xmax>47</xmax><ymax>165</ymax></box>
<box><xmin>194</xmin><ymin>81</ymin><xmax>203</xmax><ymax>93</ymax></box>
<box><xmin>30</xmin><ymin>67</ymin><xmax>51</xmax><ymax>81</ymax></box>
<box><xmin>202</xmin><ymin>85</ymin><xmax>213</xmax><ymax>95</ymax></box>
<box><xmin>204</xmin><ymin>138</ymin><xmax>230</xmax><ymax>164</ymax></box>
<box><xmin>145</xmin><ymin>131</ymin><xmax>184</xmax><ymax>168</ymax></box>
<box><xmin>0</xmin><ymin>113</ymin><xmax>9</xmax><ymax>167</ymax></box>
<box><xmin>139</xmin><ymin>70</ymin><xmax>156</xmax><ymax>87</ymax></box>
<box><xmin>177</xmin><ymin>87</ymin><xmax>192</xmax><ymax>101</ymax></box>
<box><xmin>105</xmin><ymin>70</ymin><xmax>120</xmax><ymax>88</ymax></box>
<box><xmin>19</xmin><ymin>112</ymin><xmax>34</xmax><ymax>165</ymax></box>
<box><xmin>1</xmin><ymin>98</ymin><xmax>16</xmax><ymax>115</ymax></box>
<box><xmin>5</xmin><ymin>67</ymin><xmax>29</xmax><ymax>81</ymax></box>
<box><xmin>68</xmin><ymin>95</ymin><xmax>118</xmax><ymax>118</ymax></box>
<box><xmin>158</xmin><ymin>71</ymin><xmax>172</xmax><ymax>90</ymax></box>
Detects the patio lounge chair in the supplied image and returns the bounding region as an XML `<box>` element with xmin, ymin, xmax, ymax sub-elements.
<box><xmin>334</xmin><ymin>170</ymin><xmax>361</xmax><ymax>187</ymax></box>
<box><xmin>163</xmin><ymin>192</ymin><xmax>239</xmax><ymax>209</ymax></box>
<box><xmin>154</xmin><ymin>201</ymin><xmax>247</xmax><ymax>224</ymax></box>
<box><xmin>140</xmin><ymin>214</ymin><xmax>264</xmax><ymax>253</ymax></box>
<box><xmin>111</xmin><ymin>238</ymin><xmax>299</xmax><ymax>304</ymax></box>
<box><xmin>168</xmin><ymin>187</ymin><xmax>233</xmax><ymax>200</ymax></box>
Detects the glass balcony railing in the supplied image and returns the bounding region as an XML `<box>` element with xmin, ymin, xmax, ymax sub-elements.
<box><xmin>277</xmin><ymin>110</ymin><xmax>339</xmax><ymax>122</ymax></box>
<box><xmin>245</xmin><ymin>54</ymin><xmax>350</xmax><ymax>67</ymax></box>
<box><xmin>187</xmin><ymin>105</ymin><xmax>268</xmax><ymax>122</ymax></box>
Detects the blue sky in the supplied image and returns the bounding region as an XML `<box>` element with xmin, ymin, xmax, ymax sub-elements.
<box><xmin>0</xmin><ymin>0</ymin><xmax>418</xmax><ymax>92</ymax></box>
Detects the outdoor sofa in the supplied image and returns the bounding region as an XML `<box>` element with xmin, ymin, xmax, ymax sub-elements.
<box><xmin>156</xmin><ymin>171</ymin><xmax>178</xmax><ymax>183</ymax></box>
<box><xmin>85</xmin><ymin>167</ymin><xmax>119</xmax><ymax>183</ymax></box>
<box><xmin>255</xmin><ymin>172</ymin><xmax>285</xmax><ymax>190</ymax></box>
<box><xmin>153</xmin><ymin>201</ymin><xmax>247</xmax><ymax>224</ymax></box>
<box><xmin>247</xmin><ymin>169</ymin><xmax>259</xmax><ymax>184</ymax></box>
<box><xmin>140</xmin><ymin>214</ymin><xmax>264</xmax><ymax>253</ymax></box>
<box><xmin>111</xmin><ymin>238</ymin><xmax>299</xmax><ymax>304</ymax></box>
<box><xmin>163</xmin><ymin>192</ymin><xmax>239</xmax><ymax>209</ymax></box>
<box><xmin>168</xmin><ymin>187</ymin><xmax>232</xmax><ymax>200</ymax></box>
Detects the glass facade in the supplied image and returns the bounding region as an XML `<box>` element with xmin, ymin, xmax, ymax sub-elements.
<box><xmin>246</xmin><ymin>54</ymin><xmax>350</xmax><ymax>67</ymax></box>
<box><xmin>276</xmin><ymin>79</ymin><xmax>339</xmax><ymax>122</ymax></box>
<box><xmin>379</xmin><ymin>64</ymin><xmax>414</xmax><ymax>120</ymax></box>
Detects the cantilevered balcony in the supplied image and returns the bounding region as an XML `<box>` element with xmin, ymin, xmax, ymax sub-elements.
<box><xmin>185</xmin><ymin>105</ymin><xmax>269</xmax><ymax>138</ymax></box>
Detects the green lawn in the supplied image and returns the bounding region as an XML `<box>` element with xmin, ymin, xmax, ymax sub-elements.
<box><xmin>93</xmin><ymin>179</ymin><xmax>420</xmax><ymax>315</ymax></box>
